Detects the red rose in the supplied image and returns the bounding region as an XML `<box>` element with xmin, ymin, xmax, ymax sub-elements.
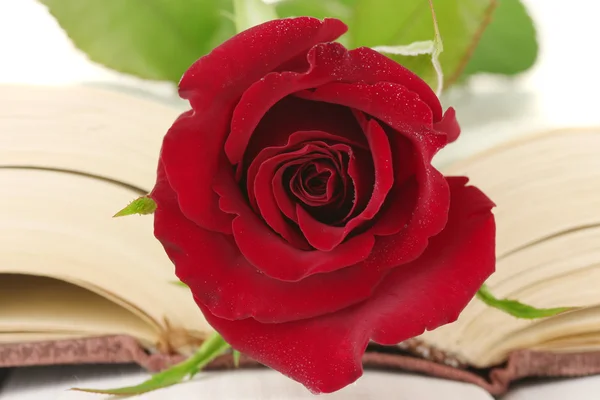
<box><xmin>151</xmin><ymin>17</ymin><xmax>495</xmax><ymax>393</ymax></box>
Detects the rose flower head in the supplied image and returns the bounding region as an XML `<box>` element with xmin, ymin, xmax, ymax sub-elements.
<box><xmin>150</xmin><ymin>17</ymin><xmax>496</xmax><ymax>394</ymax></box>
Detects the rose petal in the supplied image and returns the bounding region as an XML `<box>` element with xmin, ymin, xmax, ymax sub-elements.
<box><xmin>370</xmin><ymin>128</ymin><xmax>417</xmax><ymax>236</ymax></box>
<box><xmin>348</xmin><ymin>113</ymin><xmax>395</xmax><ymax>225</ymax></box>
<box><xmin>295</xmin><ymin>81</ymin><xmax>451</xmax><ymax>267</ymax></box>
<box><xmin>370</xmin><ymin>177</ymin><xmax>418</xmax><ymax>236</ymax></box>
<box><xmin>295</xmin><ymin>206</ymin><xmax>345</xmax><ymax>251</ymax></box>
<box><xmin>246</xmin><ymin>130</ymin><xmax>362</xmax><ymax>212</ymax></box>
<box><xmin>343</xmin><ymin>143</ymin><xmax>373</xmax><ymax>221</ymax></box>
<box><xmin>344</xmin><ymin>47</ymin><xmax>443</xmax><ymax>122</ymax></box>
<box><xmin>214</xmin><ymin>165</ymin><xmax>376</xmax><ymax>281</ymax></box>
<box><xmin>242</xmin><ymin>96</ymin><xmax>368</xmax><ymax>174</ymax></box>
<box><xmin>434</xmin><ymin>107</ymin><xmax>460</xmax><ymax>143</ymax></box>
<box><xmin>363</xmin><ymin>127</ymin><xmax>450</xmax><ymax>269</ymax></box>
<box><xmin>153</xmin><ymin>163</ymin><xmax>390</xmax><ymax>323</ymax></box>
<box><xmin>291</xmin><ymin>160</ymin><xmax>338</xmax><ymax>205</ymax></box>
<box><xmin>296</xmin><ymin>117</ymin><xmax>394</xmax><ymax>251</ymax></box>
<box><xmin>225</xmin><ymin>42</ymin><xmax>354</xmax><ymax>164</ymax></box>
<box><xmin>296</xmin><ymin>81</ymin><xmax>443</xmax><ymax>159</ymax></box>
<box><xmin>160</xmin><ymin>110</ymin><xmax>234</xmax><ymax>233</ymax></box>
<box><xmin>253</xmin><ymin>143</ymin><xmax>334</xmax><ymax>249</ymax></box>
<box><xmin>179</xmin><ymin>17</ymin><xmax>347</xmax><ymax>109</ymax></box>
<box><xmin>163</xmin><ymin>17</ymin><xmax>346</xmax><ymax>233</ymax></box>
<box><xmin>200</xmin><ymin>177</ymin><xmax>496</xmax><ymax>394</ymax></box>
<box><xmin>226</xmin><ymin>44</ymin><xmax>444</xmax><ymax>167</ymax></box>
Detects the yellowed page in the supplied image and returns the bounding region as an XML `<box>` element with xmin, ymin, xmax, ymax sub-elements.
<box><xmin>0</xmin><ymin>167</ymin><xmax>213</xmax><ymax>351</ymax></box>
<box><xmin>0</xmin><ymin>85</ymin><xmax>214</xmax><ymax>353</ymax></box>
<box><xmin>419</xmin><ymin>128</ymin><xmax>600</xmax><ymax>367</ymax></box>
<box><xmin>0</xmin><ymin>274</ymin><xmax>158</xmax><ymax>348</ymax></box>
<box><xmin>0</xmin><ymin>85</ymin><xmax>182</xmax><ymax>191</ymax></box>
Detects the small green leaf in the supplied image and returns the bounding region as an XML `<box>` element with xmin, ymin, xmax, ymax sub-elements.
<box><xmin>232</xmin><ymin>349</ymin><xmax>241</xmax><ymax>368</ymax></box>
<box><xmin>113</xmin><ymin>196</ymin><xmax>157</xmax><ymax>217</ymax></box>
<box><xmin>462</xmin><ymin>0</ymin><xmax>538</xmax><ymax>77</ymax></box>
<box><xmin>477</xmin><ymin>284</ymin><xmax>576</xmax><ymax>319</ymax></box>
<box><xmin>71</xmin><ymin>333</ymin><xmax>230</xmax><ymax>395</ymax></box>
<box><xmin>39</xmin><ymin>0</ymin><xmax>235</xmax><ymax>83</ymax></box>
<box><xmin>170</xmin><ymin>280</ymin><xmax>189</xmax><ymax>288</ymax></box>
<box><xmin>233</xmin><ymin>0</ymin><xmax>278</xmax><ymax>33</ymax></box>
<box><xmin>349</xmin><ymin>0</ymin><xmax>497</xmax><ymax>89</ymax></box>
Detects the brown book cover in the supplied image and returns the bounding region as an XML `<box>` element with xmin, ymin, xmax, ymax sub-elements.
<box><xmin>2</xmin><ymin>336</ymin><xmax>600</xmax><ymax>396</ymax></box>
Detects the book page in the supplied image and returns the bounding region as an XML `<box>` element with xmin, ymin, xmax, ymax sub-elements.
<box><xmin>0</xmin><ymin>85</ymin><xmax>182</xmax><ymax>191</ymax></box>
<box><xmin>0</xmin><ymin>274</ymin><xmax>157</xmax><ymax>347</ymax></box>
<box><xmin>419</xmin><ymin>128</ymin><xmax>600</xmax><ymax>367</ymax></box>
<box><xmin>0</xmin><ymin>167</ymin><xmax>212</xmax><ymax>351</ymax></box>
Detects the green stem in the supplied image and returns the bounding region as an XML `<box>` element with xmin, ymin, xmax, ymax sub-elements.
<box><xmin>71</xmin><ymin>333</ymin><xmax>230</xmax><ymax>396</ymax></box>
<box><xmin>188</xmin><ymin>333</ymin><xmax>231</xmax><ymax>376</ymax></box>
<box><xmin>477</xmin><ymin>284</ymin><xmax>577</xmax><ymax>319</ymax></box>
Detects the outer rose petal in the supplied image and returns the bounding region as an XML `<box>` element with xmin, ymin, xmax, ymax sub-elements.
<box><xmin>153</xmin><ymin>164</ymin><xmax>386</xmax><ymax>323</ymax></box>
<box><xmin>160</xmin><ymin>110</ymin><xmax>234</xmax><ymax>233</ymax></box>
<box><xmin>225</xmin><ymin>42</ymin><xmax>353</xmax><ymax>164</ymax></box>
<box><xmin>179</xmin><ymin>17</ymin><xmax>347</xmax><ymax>108</ymax></box>
<box><xmin>434</xmin><ymin>107</ymin><xmax>460</xmax><ymax>143</ymax></box>
<box><xmin>201</xmin><ymin>177</ymin><xmax>496</xmax><ymax>393</ymax></box>
<box><xmin>297</xmin><ymin>82</ymin><xmax>442</xmax><ymax>158</ymax></box>
<box><xmin>226</xmin><ymin>44</ymin><xmax>445</xmax><ymax>166</ymax></box>
<box><xmin>346</xmin><ymin>47</ymin><xmax>443</xmax><ymax>122</ymax></box>
<box><xmin>163</xmin><ymin>17</ymin><xmax>346</xmax><ymax>233</ymax></box>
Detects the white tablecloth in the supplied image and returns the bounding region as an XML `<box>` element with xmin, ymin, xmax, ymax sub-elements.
<box><xmin>3</xmin><ymin>365</ymin><xmax>600</xmax><ymax>400</ymax></box>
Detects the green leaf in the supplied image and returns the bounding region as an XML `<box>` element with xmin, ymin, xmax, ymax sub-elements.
<box><xmin>39</xmin><ymin>0</ymin><xmax>235</xmax><ymax>83</ymax></box>
<box><xmin>372</xmin><ymin>0</ymin><xmax>444</xmax><ymax>96</ymax></box>
<box><xmin>275</xmin><ymin>0</ymin><xmax>355</xmax><ymax>20</ymax></box>
<box><xmin>233</xmin><ymin>0</ymin><xmax>278</xmax><ymax>33</ymax></box>
<box><xmin>274</xmin><ymin>0</ymin><xmax>356</xmax><ymax>47</ymax></box>
<box><xmin>170</xmin><ymin>280</ymin><xmax>189</xmax><ymax>288</ymax></box>
<box><xmin>462</xmin><ymin>0</ymin><xmax>537</xmax><ymax>76</ymax></box>
<box><xmin>71</xmin><ymin>333</ymin><xmax>230</xmax><ymax>395</ymax></box>
<box><xmin>113</xmin><ymin>196</ymin><xmax>157</xmax><ymax>217</ymax></box>
<box><xmin>476</xmin><ymin>284</ymin><xmax>577</xmax><ymax>319</ymax></box>
<box><xmin>349</xmin><ymin>0</ymin><xmax>497</xmax><ymax>89</ymax></box>
<box><xmin>232</xmin><ymin>349</ymin><xmax>241</xmax><ymax>368</ymax></box>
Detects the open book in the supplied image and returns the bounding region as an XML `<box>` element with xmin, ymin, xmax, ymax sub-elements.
<box><xmin>1</xmin><ymin>85</ymin><xmax>600</xmax><ymax>395</ymax></box>
<box><xmin>0</xmin><ymin>85</ymin><xmax>211</xmax><ymax>357</ymax></box>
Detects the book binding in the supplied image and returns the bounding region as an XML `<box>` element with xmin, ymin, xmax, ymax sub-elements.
<box><xmin>3</xmin><ymin>335</ymin><xmax>600</xmax><ymax>395</ymax></box>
